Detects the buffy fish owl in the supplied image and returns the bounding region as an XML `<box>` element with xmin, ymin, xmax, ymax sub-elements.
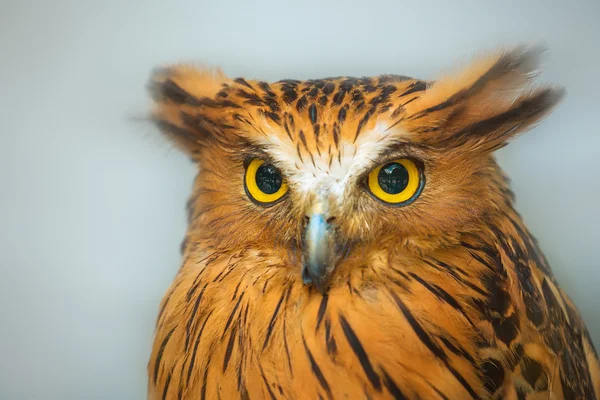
<box><xmin>145</xmin><ymin>46</ymin><xmax>599</xmax><ymax>399</ymax></box>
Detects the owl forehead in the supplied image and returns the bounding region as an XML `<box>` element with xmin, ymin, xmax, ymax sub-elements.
<box><xmin>259</xmin><ymin>120</ymin><xmax>398</xmax><ymax>197</ymax></box>
<box><xmin>228</xmin><ymin>75</ymin><xmax>428</xmax><ymax>195</ymax></box>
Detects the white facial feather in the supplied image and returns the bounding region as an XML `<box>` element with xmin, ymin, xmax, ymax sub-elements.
<box><xmin>259</xmin><ymin>120</ymin><xmax>402</xmax><ymax>206</ymax></box>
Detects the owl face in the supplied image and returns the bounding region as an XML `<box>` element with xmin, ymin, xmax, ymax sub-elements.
<box><xmin>149</xmin><ymin>46</ymin><xmax>563</xmax><ymax>292</ymax></box>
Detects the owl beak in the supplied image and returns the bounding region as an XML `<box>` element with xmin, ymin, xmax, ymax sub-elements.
<box><xmin>302</xmin><ymin>213</ymin><xmax>335</xmax><ymax>294</ymax></box>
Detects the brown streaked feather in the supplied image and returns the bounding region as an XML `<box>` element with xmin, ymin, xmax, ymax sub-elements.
<box><xmin>146</xmin><ymin>46</ymin><xmax>598</xmax><ymax>399</ymax></box>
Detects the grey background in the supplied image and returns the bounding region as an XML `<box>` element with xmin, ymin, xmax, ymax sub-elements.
<box><xmin>1</xmin><ymin>0</ymin><xmax>598</xmax><ymax>398</ymax></box>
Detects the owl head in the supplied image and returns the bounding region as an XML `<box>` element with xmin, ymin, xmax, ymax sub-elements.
<box><xmin>148</xmin><ymin>46</ymin><xmax>563</xmax><ymax>293</ymax></box>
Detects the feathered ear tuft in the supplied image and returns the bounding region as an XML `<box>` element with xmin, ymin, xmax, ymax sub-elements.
<box><xmin>401</xmin><ymin>45</ymin><xmax>565</xmax><ymax>153</ymax></box>
<box><xmin>148</xmin><ymin>65</ymin><xmax>229</xmax><ymax>103</ymax></box>
<box><xmin>147</xmin><ymin>65</ymin><xmax>232</xmax><ymax>156</ymax></box>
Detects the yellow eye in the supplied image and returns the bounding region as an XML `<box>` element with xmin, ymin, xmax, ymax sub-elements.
<box><xmin>244</xmin><ymin>159</ymin><xmax>288</xmax><ymax>206</ymax></box>
<box><xmin>367</xmin><ymin>158</ymin><xmax>424</xmax><ymax>205</ymax></box>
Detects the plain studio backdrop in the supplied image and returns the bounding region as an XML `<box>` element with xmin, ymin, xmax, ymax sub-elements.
<box><xmin>1</xmin><ymin>0</ymin><xmax>599</xmax><ymax>398</ymax></box>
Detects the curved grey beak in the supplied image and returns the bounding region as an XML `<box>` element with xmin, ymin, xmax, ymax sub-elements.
<box><xmin>302</xmin><ymin>214</ymin><xmax>335</xmax><ymax>294</ymax></box>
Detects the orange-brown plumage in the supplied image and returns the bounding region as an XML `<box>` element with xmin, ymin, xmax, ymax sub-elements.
<box><xmin>145</xmin><ymin>46</ymin><xmax>599</xmax><ymax>399</ymax></box>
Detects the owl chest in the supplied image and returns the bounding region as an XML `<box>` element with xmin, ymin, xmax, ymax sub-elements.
<box><xmin>167</xmin><ymin>275</ymin><xmax>485</xmax><ymax>400</ymax></box>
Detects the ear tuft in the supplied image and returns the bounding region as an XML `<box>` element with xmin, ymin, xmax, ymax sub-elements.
<box><xmin>148</xmin><ymin>65</ymin><xmax>230</xmax><ymax>105</ymax></box>
<box><xmin>439</xmin><ymin>85</ymin><xmax>565</xmax><ymax>152</ymax></box>
<box><xmin>401</xmin><ymin>45</ymin><xmax>565</xmax><ymax>152</ymax></box>
<box><xmin>146</xmin><ymin>65</ymin><xmax>231</xmax><ymax>156</ymax></box>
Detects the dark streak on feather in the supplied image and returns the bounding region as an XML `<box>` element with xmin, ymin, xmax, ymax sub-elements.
<box><xmin>309</xmin><ymin>104</ymin><xmax>318</xmax><ymax>124</ymax></box>
<box><xmin>315</xmin><ymin>295</ymin><xmax>328</xmax><ymax>333</ymax></box>
<box><xmin>325</xmin><ymin>319</ymin><xmax>337</xmax><ymax>357</ymax></box>
<box><xmin>296</xmin><ymin>96</ymin><xmax>308</xmax><ymax>112</ymax></box>
<box><xmin>298</xmin><ymin>130</ymin><xmax>309</xmax><ymax>151</ymax></box>
<box><xmin>185</xmin><ymin>283</ymin><xmax>208</xmax><ymax>351</ymax></box>
<box><xmin>390</xmin><ymin>291</ymin><xmax>480</xmax><ymax>399</ymax></box>
<box><xmin>409</xmin><ymin>272</ymin><xmax>475</xmax><ymax>327</ymax></box>
<box><xmin>259</xmin><ymin>364</ymin><xmax>278</xmax><ymax>400</ymax></box>
<box><xmin>296</xmin><ymin>143</ymin><xmax>304</xmax><ymax>163</ymax></box>
<box><xmin>481</xmin><ymin>359</ymin><xmax>505</xmax><ymax>394</ymax></box>
<box><xmin>234</xmin><ymin>78</ymin><xmax>253</xmax><ymax>89</ymax></box>
<box><xmin>222</xmin><ymin>323</ymin><xmax>238</xmax><ymax>372</ymax></box>
<box><xmin>302</xmin><ymin>331</ymin><xmax>333</xmax><ymax>399</ymax></box>
<box><xmin>282</xmin><ymin>315</ymin><xmax>293</xmax><ymax>375</ymax></box>
<box><xmin>332</xmin><ymin>123</ymin><xmax>340</xmax><ymax>148</ymax></box>
<box><xmin>263</xmin><ymin>286</ymin><xmax>292</xmax><ymax>351</ymax></box>
<box><xmin>149</xmin><ymin>79</ymin><xmax>200</xmax><ymax>105</ymax></box>
<box><xmin>399</xmin><ymin>81</ymin><xmax>427</xmax><ymax>97</ymax></box>
<box><xmin>199</xmin><ymin>353</ymin><xmax>212</xmax><ymax>400</ymax></box>
<box><xmin>337</xmin><ymin>107</ymin><xmax>347</xmax><ymax>124</ymax></box>
<box><xmin>339</xmin><ymin>315</ymin><xmax>382</xmax><ymax>390</ymax></box>
<box><xmin>381</xmin><ymin>369</ymin><xmax>407</xmax><ymax>399</ymax></box>
<box><xmin>187</xmin><ymin>310</ymin><xmax>213</xmax><ymax>383</ymax></box>
<box><xmin>422</xmin><ymin>259</ymin><xmax>486</xmax><ymax>296</ymax></box>
<box><xmin>161</xmin><ymin>371</ymin><xmax>172</xmax><ymax>400</ymax></box>
<box><xmin>222</xmin><ymin>293</ymin><xmax>245</xmax><ymax>338</ymax></box>
<box><xmin>333</xmin><ymin>90</ymin><xmax>345</xmax><ymax>105</ymax></box>
<box><xmin>354</xmin><ymin>106</ymin><xmax>376</xmax><ymax>142</ymax></box>
<box><xmin>521</xmin><ymin>356</ymin><xmax>543</xmax><ymax>388</ymax></box>
<box><xmin>154</xmin><ymin>327</ymin><xmax>176</xmax><ymax>384</ymax></box>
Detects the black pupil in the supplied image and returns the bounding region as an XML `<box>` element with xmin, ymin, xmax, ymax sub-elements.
<box><xmin>256</xmin><ymin>164</ymin><xmax>282</xmax><ymax>194</ymax></box>
<box><xmin>378</xmin><ymin>162</ymin><xmax>409</xmax><ymax>194</ymax></box>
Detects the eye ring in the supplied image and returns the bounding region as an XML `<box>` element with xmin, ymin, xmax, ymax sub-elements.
<box><xmin>367</xmin><ymin>158</ymin><xmax>424</xmax><ymax>206</ymax></box>
<box><xmin>244</xmin><ymin>159</ymin><xmax>288</xmax><ymax>206</ymax></box>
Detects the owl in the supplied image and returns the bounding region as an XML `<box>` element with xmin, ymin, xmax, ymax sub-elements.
<box><xmin>145</xmin><ymin>46</ymin><xmax>599</xmax><ymax>400</ymax></box>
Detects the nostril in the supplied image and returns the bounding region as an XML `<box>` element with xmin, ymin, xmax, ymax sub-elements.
<box><xmin>304</xmin><ymin>214</ymin><xmax>336</xmax><ymax>224</ymax></box>
<box><xmin>301</xmin><ymin>264</ymin><xmax>313</xmax><ymax>285</ymax></box>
